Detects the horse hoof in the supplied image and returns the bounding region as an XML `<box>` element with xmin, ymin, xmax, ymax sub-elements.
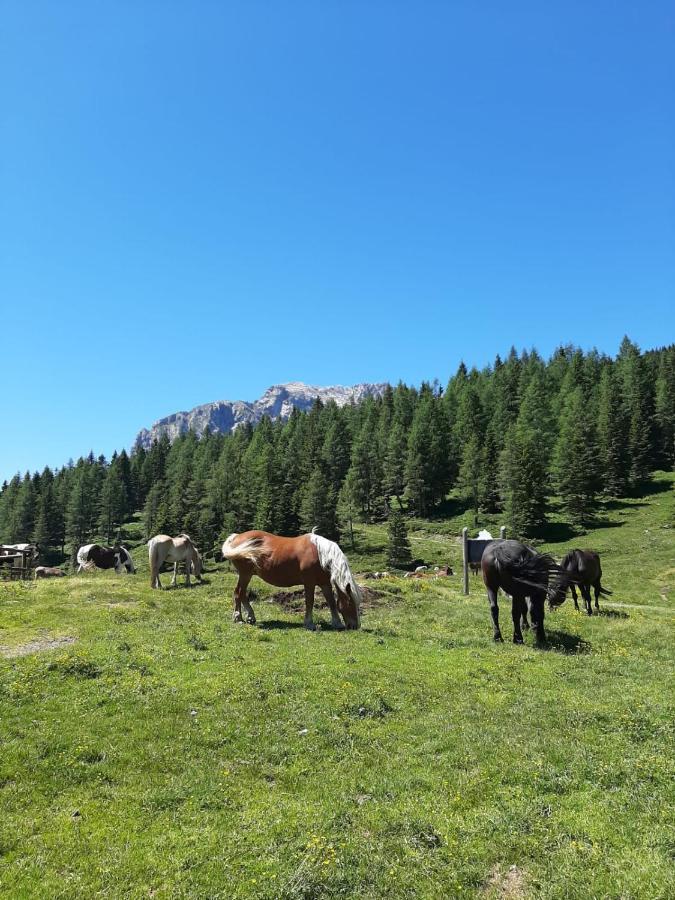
<box><xmin>233</xmin><ymin>613</ymin><xmax>243</xmax><ymax>624</ymax></box>
<box><xmin>493</xmin><ymin>634</ymin><xmax>504</xmax><ymax>643</ymax></box>
<box><xmin>513</xmin><ymin>636</ymin><xmax>524</xmax><ymax>645</ymax></box>
<box><xmin>305</xmin><ymin>622</ymin><xmax>317</xmax><ymax>631</ymax></box>
<box><xmin>245</xmin><ymin>617</ymin><xmax>256</xmax><ymax>625</ymax></box>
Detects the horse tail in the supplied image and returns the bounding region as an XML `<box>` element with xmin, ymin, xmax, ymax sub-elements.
<box><xmin>309</xmin><ymin>533</ymin><xmax>362</xmax><ymax>624</ymax></box>
<box><xmin>147</xmin><ymin>536</ymin><xmax>160</xmax><ymax>586</ymax></box>
<box><xmin>221</xmin><ymin>533</ymin><xmax>268</xmax><ymax>567</ymax></box>
<box><xmin>494</xmin><ymin>546</ymin><xmax>563</xmax><ymax>603</ymax></box>
<box><xmin>76</xmin><ymin>544</ymin><xmax>96</xmax><ymax>571</ymax></box>
<box><xmin>598</xmin><ymin>585</ymin><xmax>613</xmax><ymax>596</ymax></box>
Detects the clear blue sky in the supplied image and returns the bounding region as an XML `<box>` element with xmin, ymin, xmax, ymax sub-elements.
<box><xmin>2</xmin><ymin>1</ymin><xmax>673</xmax><ymax>480</ymax></box>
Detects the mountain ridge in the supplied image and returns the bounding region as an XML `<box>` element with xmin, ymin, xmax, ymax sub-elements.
<box><xmin>134</xmin><ymin>381</ymin><xmax>389</xmax><ymax>448</ymax></box>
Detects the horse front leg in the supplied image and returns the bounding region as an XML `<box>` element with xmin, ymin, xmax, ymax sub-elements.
<box><xmin>570</xmin><ymin>584</ymin><xmax>580</xmax><ymax>612</ymax></box>
<box><xmin>487</xmin><ymin>587</ymin><xmax>503</xmax><ymax>642</ymax></box>
<box><xmin>511</xmin><ymin>595</ymin><xmax>524</xmax><ymax>644</ymax></box>
<box><xmin>520</xmin><ymin>599</ymin><xmax>530</xmax><ymax>632</ymax></box>
<box><xmin>320</xmin><ymin>584</ymin><xmax>345</xmax><ymax>630</ymax></box>
<box><xmin>303</xmin><ymin>584</ymin><xmax>316</xmax><ymax>631</ymax></box>
<box><xmin>527</xmin><ymin>595</ymin><xmax>546</xmax><ymax>646</ymax></box>
<box><xmin>581</xmin><ymin>585</ymin><xmax>593</xmax><ymax>616</ymax></box>
<box><xmin>170</xmin><ymin>562</ymin><xmax>178</xmax><ymax>587</ymax></box>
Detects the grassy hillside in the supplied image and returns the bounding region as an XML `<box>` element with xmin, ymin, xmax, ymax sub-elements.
<box><xmin>1</xmin><ymin>475</ymin><xmax>673</xmax><ymax>898</ymax></box>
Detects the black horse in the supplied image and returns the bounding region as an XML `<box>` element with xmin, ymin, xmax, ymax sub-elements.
<box><xmin>551</xmin><ymin>549</ymin><xmax>611</xmax><ymax>615</ymax></box>
<box><xmin>481</xmin><ymin>540</ymin><xmax>564</xmax><ymax>645</ymax></box>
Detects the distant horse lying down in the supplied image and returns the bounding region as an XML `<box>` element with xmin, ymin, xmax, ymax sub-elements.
<box><xmin>221</xmin><ymin>530</ymin><xmax>361</xmax><ymax>630</ymax></box>
<box><xmin>34</xmin><ymin>566</ymin><xmax>66</xmax><ymax>579</ymax></box>
<box><xmin>148</xmin><ymin>534</ymin><xmax>203</xmax><ymax>589</ymax></box>
<box><xmin>551</xmin><ymin>549</ymin><xmax>611</xmax><ymax>615</ymax></box>
<box><xmin>481</xmin><ymin>539</ymin><xmax>564</xmax><ymax>645</ymax></box>
<box><xmin>76</xmin><ymin>544</ymin><xmax>136</xmax><ymax>574</ymax></box>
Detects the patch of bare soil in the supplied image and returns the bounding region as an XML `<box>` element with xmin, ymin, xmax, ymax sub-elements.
<box><xmin>269</xmin><ymin>584</ymin><xmax>385</xmax><ymax>610</ymax></box>
<box><xmin>482</xmin><ymin>865</ymin><xmax>528</xmax><ymax>899</ymax></box>
<box><xmin>0</xmin><ymin>636</ymin><xmax>76</xmax><ymax>659</ymax></box>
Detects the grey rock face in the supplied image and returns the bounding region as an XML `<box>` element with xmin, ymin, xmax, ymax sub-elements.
<box><xmin>134</xmin><ymin>381</ymin><xmax>388</xmax><ymax>448</ymax></box>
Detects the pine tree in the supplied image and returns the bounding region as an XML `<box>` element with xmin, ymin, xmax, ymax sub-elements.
<box><xmin>143</xmin><ymin>482</ymin><xmax>170</xmax><ymax>539</ymax></box>
<box><xmin>457</xmin><ymin>435</ymin><xmax>484</xmax><ymax>525</ymax></box>
<box><xmin>66</xmin><ymin>465</ymin><xmax>99</xmax><ymax>560</ymax></box>
<box><xmin>499</xmin><ymin>424</ymin><xmax>547</xmax><ymax>537</ymax></box>
<box><xmin>98</xmin><ymin>466</ymin><xmax>127</xmax><ymax>543</ymax></box>
<box><xmin>597</xmin><ymin>366</ymin><xmax>629</xmax><ymax>496</ymax></box>
<box><xmin>553</xmin><ymin>388</ymin><xmax>601</xmax><ymax>528</ymax></box>
<box><xmin>383</xmin><ymin>422</ymin><xmax>407</xmax><ymax>509</ymax></box>
<box><xmin>336</xmin><ymin>478</ymin><xmax>358</xmax><ymax>550</ymax></box>
<box><xmin>32</xmin><ymin>468</ymin><xmax>64</xmax><ymax>559</ymax></box>
<box><xmin>387</xmin><ymin>508</ymin><xmax>412</xmax><ymax>568</ymax></box>
<box><xmin>654</xmin><ymin>349</ymin><xmax>675</xmax><ymax>467</ymax></box>
<box><xmin>300</xmin><ymin>467</ymin><xmax>337</xmax><ymax>540</ymax></box>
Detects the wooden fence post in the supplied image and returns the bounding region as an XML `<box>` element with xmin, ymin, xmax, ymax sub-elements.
<box><xmin>462</xmin><ymin>527</ymin><xmax>469</xmax><ymax>595</ymax></box>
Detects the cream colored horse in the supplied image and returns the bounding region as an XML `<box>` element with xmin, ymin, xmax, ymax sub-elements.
<box><xmin>148</xmin><ymin>534</ymin><xmax>203</xmax><ymax>589</ymax></box>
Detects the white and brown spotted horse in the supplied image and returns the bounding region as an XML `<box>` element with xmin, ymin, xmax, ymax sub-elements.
<box><xmin>76</xmin><ymin>544</ymin><xmax>136</xmax><ymax>574</ymax></box>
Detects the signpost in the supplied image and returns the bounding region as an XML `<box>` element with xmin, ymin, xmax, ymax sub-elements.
<box><xmin>462</xmin><ymin>526</ymin><xmax>506</xmax><ymax>594</ymax></box>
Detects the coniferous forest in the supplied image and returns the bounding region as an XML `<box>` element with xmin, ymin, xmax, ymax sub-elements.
<box><xmin>1</xmin><ymin>338</ymin><xmax>673</xmax><ymax>564</ymax></box>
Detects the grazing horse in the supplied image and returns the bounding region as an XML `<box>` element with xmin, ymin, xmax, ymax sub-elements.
<box><xmin>34</xmin><ymin>566</ymin><xmax>66</xmax><ymax>579</ymax></box>
<box><xmin>481</xmin><ymin>539</ymin><xmax>564</xmax><ymax>645</ymax></box>
<box><xmin>76</xmin><ymin>544</ymin><xmax>136</xmax><ymax>574</ymax></box>
<box><xmin>221</xmin><ymin>530</ymin><xmax>361</xmax><ymax>630</ymax></box>
<box><xmin>551</xmin><ymin>549</ymin><xmax>611</xmax><ymax>615</ymax></box>
<box><xmin>148</xmin><ymin>534</ymin><xmax>203</xmax><ymax>589</ymax></box>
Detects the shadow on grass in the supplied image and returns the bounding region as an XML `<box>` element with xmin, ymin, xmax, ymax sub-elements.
<box><xmin>257</xmin><ymin>620</ymin><xmax>305</xmax><ymax>630</ymax></box>
<box><xmin>590</xmin><ymin>518</ymin><xmax>625</xmax><ymax>530</ymax></box>
<box><xmin>536</xmin><ymin>522</ymin><xmax>579</xmax><ymax>543</ymax></box>
<box><xmin>544</xmin><ymin>630</ymin><xmax>592</xmax><ymax>654</ymax></box>
<box><xmin>597</xmin><ymin>608</ymin><xmax>629</xmax><ymax>619</ymax></box>
<box><xmin>632</xmin><ymin>478</ymin><xmax>673</xmax><ymax>499</ymax></box>
<box><xmin>603</xmin><ymin>499</ymin><xmax>648</xmax><ymax>511</ymax></box>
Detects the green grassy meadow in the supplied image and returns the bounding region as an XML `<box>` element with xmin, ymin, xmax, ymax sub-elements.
<box><xmin>1</xmin><ymin>474</ymin><xmax>673</xmax><ymax>898</ymax></box>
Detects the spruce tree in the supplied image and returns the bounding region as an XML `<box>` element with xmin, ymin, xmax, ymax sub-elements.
<box><xmin>66</xmin><ymin>465</ymin><xmax>99</xmax><ymax>560</ymax></box>
<box><xmin>457</xmin><ymin>435</ymin><xmax>484</xmax><ymax>525</ymax></box>
<box><xmin>98</xmin><ymin>466</ymin><xmax>127</xmax><ymax>544</ymax></box>
<box><xmin>300</xmin><ymin>467</ymin><xmax>337</xmax><ymax>540</ymax></box>
<box><xmin>553</xmin><ymin>388</ymin><xmax>601</xmax><ymax>528</ymax></box>
<box><xmin>597</xmin><ymin>366</ymin><xmax>629</xmax><ymax>496</ymax></box>
<box><xmin>387</xmin><ymin>507</ymin><xmax>412</xmax><ymax>568</ymax></box>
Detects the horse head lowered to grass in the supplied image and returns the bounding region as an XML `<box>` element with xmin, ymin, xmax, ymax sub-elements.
<box><xmin>148</xmin><ymin>534</ymin><xmax>203</xmax><ymax>589</ymax></box>
<box><xmin>549</xmin><ymin>548</ymin><xmax>611</xmax><ymax>615</ymax></box>
<box><xmin>221</xmin><ymin>529</ymin><xmax>361</xmax><ymax>630</ymax></box>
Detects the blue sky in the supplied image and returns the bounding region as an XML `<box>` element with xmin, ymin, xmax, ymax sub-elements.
<box><xmin>1</xmin><ymin>1</ymin><xmax>673</xmax><ymax>480</ymax></box>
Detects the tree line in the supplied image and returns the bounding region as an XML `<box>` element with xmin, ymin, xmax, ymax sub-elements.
<box><xmin>1</xmin><ymin>337</ymin><xmax>673</xmax><ymax>564</ymax></box>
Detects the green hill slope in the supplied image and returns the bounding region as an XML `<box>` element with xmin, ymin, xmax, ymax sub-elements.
<box><xmin>0</xmin><ymin>475</ymin><xmax>673</xmax><ymax>898</ymax></box>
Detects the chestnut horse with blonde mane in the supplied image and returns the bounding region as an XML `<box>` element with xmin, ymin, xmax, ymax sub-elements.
<box><xmin>221</xmin><ymin>530</ymin><xmax>361</xmax><ymax>630</ymax></box>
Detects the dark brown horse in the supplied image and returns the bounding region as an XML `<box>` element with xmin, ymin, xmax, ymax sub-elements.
<box><xmin>551</xmin><ymin>549</ymin><xmax>610</xmax><ymax>615</ymax></box>
<box><xmin>221</xmin><ymin>530</ymin><xmax>361</xmax><ymax>630</ymax></box>
<box><xmin>481</xmin><ymin>539</ymin><xmax>564</xmax><ymax>645</ymax></box>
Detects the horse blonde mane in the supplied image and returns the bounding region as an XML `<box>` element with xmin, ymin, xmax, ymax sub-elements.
<box><xmin>309</xmin><ymin>532</ymin><xmax>361</xmax><ymax>618</ymax></box>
